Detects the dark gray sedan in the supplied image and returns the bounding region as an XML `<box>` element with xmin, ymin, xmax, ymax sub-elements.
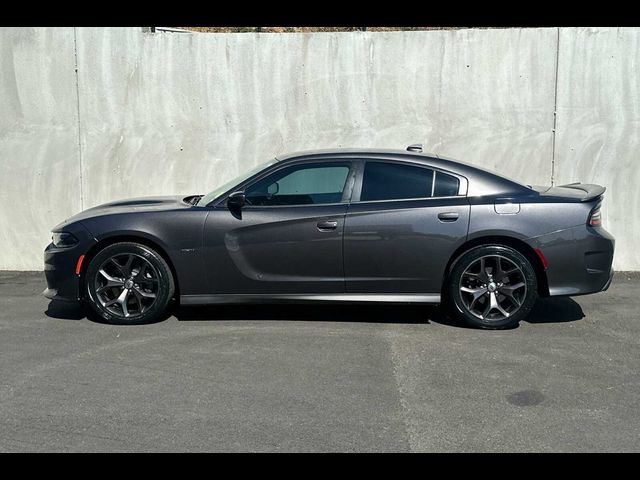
<box><xmin>44</xmin><ymin>147</ymin><xmax>614</xmax><ymax>329</ymax></box>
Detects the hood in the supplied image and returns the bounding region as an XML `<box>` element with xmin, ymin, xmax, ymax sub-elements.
<box><xmin>52</xmin><ymin>195</ymin><xmax>198</xmax><ymax>231</ymax></box>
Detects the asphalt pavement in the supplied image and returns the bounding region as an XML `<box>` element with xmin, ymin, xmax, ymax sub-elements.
<box><xmin>1</xmin><ymin>271</ymin><xmax>639</xmax><ymax>452</ymax></box>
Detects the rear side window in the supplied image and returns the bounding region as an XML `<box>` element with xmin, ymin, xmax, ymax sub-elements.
<box><xmin>433</xmin><ymin>171</ymin><xmax>460</xmax><ymax>197</ymax></box>
<box><xmin>361</xmin><ymin>162</ymin><xmax>433</xmax><ymax>202</ymax></box>
<box><xmin>360</xmin><ymin>162</ymin><xmax>460</xmax><ymax>202</ymax></box>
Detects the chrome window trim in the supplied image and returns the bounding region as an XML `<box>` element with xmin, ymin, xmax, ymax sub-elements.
<box><xmin>211</xmin><ymin>154</ymin><xmax>469</xmax><ymax>208</ymax></box>
<box><xmin>353</xmin><ymin>159</ymin><xmax>468</xmax><ymax>204</ymax></box>
<box><xmin>241</xmin><ymin>201</ymin><xmax>349</xmax><ymax>210</ymax></box>
<box><xmin>351</xmin><ymin>195</ymin><xmax>465</xmax><ymax>206</ymax></box>
<box><xmin>233</xmin><ymin>160</ymin><xmax>355</xmax><ymax>209</ymax></box>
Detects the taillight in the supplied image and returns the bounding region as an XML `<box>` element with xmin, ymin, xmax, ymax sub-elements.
<box><xmin>534</xmin><ymin>247</ymin><xmax>549</xmax><ymax>270</ymax></box>
<box><xmin>588</xmin><ymin>204</ymin><xmax>602</xmax><ymax>227</ymax></box>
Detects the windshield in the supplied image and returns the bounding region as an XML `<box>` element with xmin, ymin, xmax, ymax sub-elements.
<box><xmin>198</xmin><ymin>158</ymin><xmax>278</xmax><ymax>206</ymax></box>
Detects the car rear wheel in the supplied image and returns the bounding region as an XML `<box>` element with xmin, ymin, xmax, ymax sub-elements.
<box><xmin>85</xmin><ymin>242</ymin><xmax>174</xmax><ymax>325</ymax></box>
<box><xmin>447</xmin><ymin>245</ymin><xmax>537</xmax><ymax>329</ymax></box>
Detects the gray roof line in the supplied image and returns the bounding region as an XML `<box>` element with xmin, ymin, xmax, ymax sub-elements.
<box><xmin>275</xmin><ymin>147</ymin><xmax>441</xmax><ymax>161</ymax></box>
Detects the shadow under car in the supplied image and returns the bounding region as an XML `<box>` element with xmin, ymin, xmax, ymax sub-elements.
<box><xmin>45</xmin><ymin>296</ymin><xmax>585</xmax><ymax>329</ymax></box>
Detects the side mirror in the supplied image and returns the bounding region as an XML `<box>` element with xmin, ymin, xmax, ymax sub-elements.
<box><xmin>227</xmin><ymin>191</ymin><xmax>246</xmax><ymax>210</ymax></box>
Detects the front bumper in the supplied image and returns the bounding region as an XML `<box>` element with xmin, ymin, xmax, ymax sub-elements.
<box><xmin>529</xmin><ymin>224</ymin><xmax>615</xmax><ymax>297</ymax></box>
<box><xmin>43</xmin><ymin>223</ymin><xmax>96</xmax><ymax>303</ymax></box>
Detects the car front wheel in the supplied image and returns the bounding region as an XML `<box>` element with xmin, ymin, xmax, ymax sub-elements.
<box><xmin>85</xmin><ymin>242</ymin><xmax>175</xmax><ymax>325</ymax></box>
<box><xmin>447</xmin><ymin>245</ymin><xmax>538</xmax><ymax>329</ymax></box>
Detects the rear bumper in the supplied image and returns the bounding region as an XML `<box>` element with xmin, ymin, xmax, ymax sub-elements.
<box><xmin>528</xmin><ymin>224</ymin><xmax>615</xmax><ymax>297</ymax></box>
<box><xmin>601</xmin><ymin>268</ymin><xmax>615</xmax><ymax>292</ymax></box>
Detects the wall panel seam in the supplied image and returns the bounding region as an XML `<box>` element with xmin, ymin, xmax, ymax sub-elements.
<box><xmin>73</xmin><ymin>27</ymin><xmax>84</xmax><ymax>210</ymax></box>
<box><xmin>550</xmin><ymin>26</ymin><xmax>561</xmax><ymax>186</ymax></box>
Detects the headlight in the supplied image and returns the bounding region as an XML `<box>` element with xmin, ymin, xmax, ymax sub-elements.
<box><xmin>52</xmin><ymin>232</ymin><xmax>79</xmax><ymax>248</ymax></box>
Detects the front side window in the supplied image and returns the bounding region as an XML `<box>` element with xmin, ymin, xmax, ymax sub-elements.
<box><xmin>244</xmin><ymin>163</ymin><xmax>351</xmax><ymax>206</ymax></box>
<box><xmin>360</xmin><ymin>161</ymin><xmax>460</xmax><ymax>202</ymax></box>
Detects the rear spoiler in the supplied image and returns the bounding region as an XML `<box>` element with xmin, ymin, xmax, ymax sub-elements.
<box><xmin>558</xmin><ymin>183</ymin><xmax>606</xmax><ymax>202</ymax></box>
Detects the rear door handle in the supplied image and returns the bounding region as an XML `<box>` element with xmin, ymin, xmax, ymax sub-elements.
<box><xmin>438</xmin><ymin>212</ymin><xmax>459</xmax><ymax>222</ymax></box>
<box><xmin>317</xmin><ymin>220</ymin><xmax>338</xmax><ymax>231</ymax></box>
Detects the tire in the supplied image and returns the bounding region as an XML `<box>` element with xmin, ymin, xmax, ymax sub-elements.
<box><xmin>85</xmin><ymin>242</ymin><xmax>175</xmax><ymax>325</ymax></box>
<box><xmin>447</xmin><ymin>245</ymin><xmax>537</xmax><ymax>329</ymax></box>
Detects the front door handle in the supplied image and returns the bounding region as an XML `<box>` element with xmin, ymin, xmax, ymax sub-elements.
<box><xmin>317</xmin><ymin>220</ymin><xmax>338</xmax><ymax>231</ymax></box>
<box><xmin>438</xmin><ymin>212</ymin><xmax>459</xmax><ymax>222</ymax></box>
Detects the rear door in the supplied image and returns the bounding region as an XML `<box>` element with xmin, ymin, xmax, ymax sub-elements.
<box><xmin>344</xmin><ymin>159</ymin><xmax>470</xmax><ymax>294</ymax></box>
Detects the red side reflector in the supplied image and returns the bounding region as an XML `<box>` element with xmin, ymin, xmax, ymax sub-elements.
<box><xmin>75</xmin><ymin>255</ymin><xmax>85</xmax><ymax>275</ymax></box>
<box><xmin>533</xmin><ymin>248</ymin><xmax>549</xmax><ymax>270</ymax></box>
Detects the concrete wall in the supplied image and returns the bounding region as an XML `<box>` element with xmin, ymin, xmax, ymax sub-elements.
<box><xmin>0</xmin><ymin>27</ymin><xmax>638</xmax><ymax>271</ymax></box>
<box><xmin>554</xmin><ymin>27</ymin><xmax>640</xmax><ymax>272</ymax></box>
<box><xmin>0</xmin><ymin>28</ymin><xmax>82</xmax><ymax>270</ymax></box>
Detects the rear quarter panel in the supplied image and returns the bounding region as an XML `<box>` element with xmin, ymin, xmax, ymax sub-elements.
<box><xmin>468</xmin><ymin>198</ymin><xmax>594</xmax><ymax>241</ymax></box>
<box><xmin>468</xmin><ymin>197</ymin><xmax>612</xmax><ymax>295</ymax></box>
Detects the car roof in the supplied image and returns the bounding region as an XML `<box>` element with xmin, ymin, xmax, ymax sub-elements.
<box><xmin>275</xmin><ymin>147</ymin><xmax>486</xmax><ymax>171</ymax></box>
<box><xmin>275</xmin><ymin>148</ymin><xmax>533</xmax><ymax>198</ymax></box>
<box><xmin>276</xmin><ymin>147</ymin><xmax>431</xmax><ymax>160</ymax></box>
<box><xmin>275</xmin><ymin>148</ymin><xmax>458</xmax><ymax>170</ymax></box>
<box><xmin>276</xmin><ymin>147</ymin><xmax>451</xmax><ymax>163</ymax></box>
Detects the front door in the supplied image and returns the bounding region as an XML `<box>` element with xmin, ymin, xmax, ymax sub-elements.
<box><xmin>203</xmin><ymin>160</ymin><xmax>355</xmax><ymax>294</ymax></box>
